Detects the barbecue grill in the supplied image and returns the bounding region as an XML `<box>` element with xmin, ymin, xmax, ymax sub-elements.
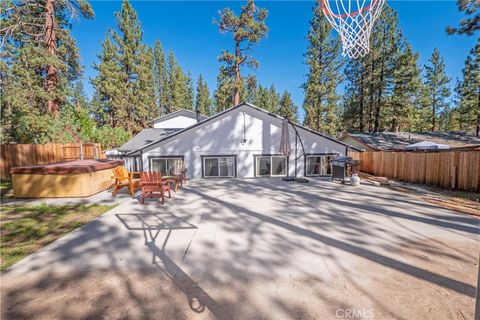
<box><xmin>330</xmin><ymin>156</ymin><xmax>359</xmax><ymax>183</ymax></box>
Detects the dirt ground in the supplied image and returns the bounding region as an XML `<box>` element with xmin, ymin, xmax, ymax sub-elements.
<box><xmin>1</xmin><ymin>179</ymin><xmax>479</xmax><ymax>319</ymax></box>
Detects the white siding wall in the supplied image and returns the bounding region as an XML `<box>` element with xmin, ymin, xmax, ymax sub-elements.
<box><xmin>143</xmin><ymin>105</ymin><xmax>346</xmax><ymax>179</ymax></box>
<box><xmin>153</xmin><ymin>116</ymin><xmax>198</xmax><ymax>129</ymax></box>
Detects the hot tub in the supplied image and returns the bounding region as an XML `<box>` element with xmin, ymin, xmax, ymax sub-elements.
<box><xmin>11</xmin><ymin>159</ymin><xmax>124</xmax><ymax>198</ymax></box>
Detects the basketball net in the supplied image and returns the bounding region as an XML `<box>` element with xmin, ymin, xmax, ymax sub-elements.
<box><xmin>321</xmin><ymin>0</ymin><xmax>386</xmax><ymax>59</ymax></box>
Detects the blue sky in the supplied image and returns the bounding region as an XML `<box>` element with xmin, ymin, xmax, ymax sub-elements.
<box><xmin>72</xmin><ymin>1</ymin><xmax>476</xmax><ymax>119</ymax></box>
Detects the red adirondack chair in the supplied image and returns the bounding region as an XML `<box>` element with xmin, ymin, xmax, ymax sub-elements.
<box><xmin>140</xmin><ymin>172</ymin><xmax>171</xmax><ymax>204</ymax></box>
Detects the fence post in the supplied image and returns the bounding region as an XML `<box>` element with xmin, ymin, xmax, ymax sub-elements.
<box><xmin>79</xmin><ymin>143</ymin><xmax>83</xmax><ymax>160</ymax></box>
<box><xmin>93</xmin><ymin>143</ymin><xmax>97</xmax><ymax>160</ymax></box>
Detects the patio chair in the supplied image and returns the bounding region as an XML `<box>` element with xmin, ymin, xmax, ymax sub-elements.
<box><xmin>140</xmin><ymin>171</ymin><xmax>171</xmax><ymax>204</ymax></box>
<box><xmin>111</xmin><ymin>166</ymin><xmax>141</xmax><ymax>197</ymax></box>
<box><xmin>169</xmin><ymin>160</ymin><xmax>187</xmax><ymax>192</ymax></box>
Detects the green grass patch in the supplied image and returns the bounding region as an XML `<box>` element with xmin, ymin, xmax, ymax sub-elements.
<box><xmin>0</xmin><ymin>180</ymin><xmax>13</xmax><ymax>198</ymax></box>
<box><xmin>0</xmin><ymin>203</ymin><xmax>116</xmax><ymax>271</ymax></box>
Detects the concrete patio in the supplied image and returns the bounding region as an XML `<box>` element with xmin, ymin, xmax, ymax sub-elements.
<box><xmin>1</xmin><ymin>179</ymin><xmax>479</xmax><ymax>319</ymax></box>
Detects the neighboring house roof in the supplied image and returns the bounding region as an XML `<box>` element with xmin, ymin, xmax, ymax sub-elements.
<box><xmin>126</xmin><ymin>102</ymin><xmax>362</xmax><ymax>156</ymax></box>
<box><xmin>118</xmin><ymin>128</ymin><xmax>181</xmax><ymax>153</ymax></box>
<box><xmin>148</xmin><ymin>109</ymin><xmax>207</xmax><ymax>124</ymax></box>
<box><xmin>342</xmin><ymin>132</ymin><xmax>480</xmax><ymax>150</ymax></box>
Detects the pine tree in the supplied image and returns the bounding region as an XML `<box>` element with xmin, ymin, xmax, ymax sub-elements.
<box><xmin>268</xmin><ymin>85</ymin><xmax>280</xmax><ymax>113</ymax></box>
<box><xmin>447</xmin><ymin>0</ymin><xmax>479</xmax><ymax>36</ymax></box>
<box><xmin>342</xmin><ymin>59</ymin><xmax>366</xmax><ymax>132</ymax></box>
<box><xmin>302</xmin><ymin>1</ymin><xmax>343</xmax><ymax>135</ymax></box>
<box><xmin>387</xmin><ymin>42</ymin><xmax>423</xmax><ymax>132</ymax></box>
<box><xmin>92</xmin><ymin>0</ymin><xmax>156</xmax><ymax>134</ymax></box>
<box><xmin>214</xmin><ymin>66</ymin><xmax>234</xmax><ymax>113</ymax></box>
<box><xmin>424</xmin><ymin>48</ymin><xmax>451</xmax><ymax>131</ymax></box>
<box><xmin>195</xmin><ymin>75</ymin><xmax>211</xmax><ymax>116</ymax></box>
<box><xmin>254</xmin><ymin>84</ymin><xmax>279</xmax><ymax>112</ymax></box>
<box><xmin>215</xmin><ymin>0</ymin><xmax>268</xmax><ymax>105</ymax></box>
<box><xmin>185</xmin><ymin>72</ymin><xmax>195</xmax><ymax>110</ymax></box>
<box><xmin>456</xmin><ymin>38</ymin><xmax>480</xmax><ymax>136</ymax></box>
<box><xmin>165</xmin><ymin>51</ymin><xmax>192</xmax><ymax>112</ymax></box>
<box><xmin>245</xmin><ymin>75</ymin><xmax>258</xmax><ymax>104</ymax></box>
<box><xmin>278</xmin><ymin>91</ymin><xmax>298</xmax><ymax>122</ymax></box>
<box><xmin>1</xmin><ymin>0</ymin><xmax>93</xmax><ymax>142</ymax></box>
<box><xmin>341</xmin><ymin>6</ymin><xmax>409</xmax><ymax>133</ymax></box>
<box><xmin>153</xmin><ymin>39</ymin><xmax>168</xmax><ymax>116</ymax></box>
<box><xmin>92</xmin><ymin>35</ymin><xmax>124</xmax><ymax>127</ymax></box>
<box><xmin>1</xmin><ymin>0</ymin><xmax>94</xmax><ymax>114</ymax></box>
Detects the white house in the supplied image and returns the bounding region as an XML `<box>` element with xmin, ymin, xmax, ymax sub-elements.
<box><xmin>121</xmin><ymin>103</ymin><xmax>360</xmax><ymax>179</ymax></box>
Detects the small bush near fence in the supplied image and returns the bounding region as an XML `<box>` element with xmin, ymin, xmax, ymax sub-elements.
<box><xmin>350</xmin><ymin>151</ymin><xmax>480</xmax><ymax>193</ymax></box>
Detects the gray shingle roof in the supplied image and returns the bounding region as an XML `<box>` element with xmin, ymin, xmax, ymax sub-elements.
<box><xmin>349</xmin><ymin>131</ymin><xmax>480</xmax><ymax>150</ymax></box>
<box><xmin>118</xmin><ymin>128</ymin><xmax>181</xmax><ymax>152</ymax></box>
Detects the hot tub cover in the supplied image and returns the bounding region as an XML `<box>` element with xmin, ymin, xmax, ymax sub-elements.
<box><xmin>11</xmin><ymin>159</ymin><xmax>125</xmax><ymax>175</ymax></box>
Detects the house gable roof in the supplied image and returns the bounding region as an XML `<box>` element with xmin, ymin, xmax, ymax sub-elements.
<box><xmin>127</xmin><ymin>102</ymin><xmax>362</xmax><ymax>155</ymax></box>
<box><xmin>118</xmin><ymin>128</ymin><xmax>181</xmax><ymax>153</ymax></box>
<box><xmin>148</xmin><ymin>109</ymin><xmax>207</xmax><ymax>124</ymax></box>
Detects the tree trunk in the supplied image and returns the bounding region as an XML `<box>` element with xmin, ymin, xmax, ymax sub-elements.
<box><xmin>476</xmin><ymin>89</ymin><xmax>480</xmax><ymax>137</ymax></box>
<box><xmin>368</xmin><ymin>58</ymin><xmax>375</xmax><ymax>132</ymax></box>
<box><xmin>432</xmin><ymin>97</ymin><xmax>436</xmax><ymax>131</ymax></box>
<box><xmin>233</xmin><ymin>41</ymin><xmax>241</xmax><ymax>106</ymax></box>
<box><xmin>374</xmin><ymin>46</ymin><xmax>385</xmax><ymax>132</ymax></box>
<box><xmin>359</xmin><ymin>73</ymin><xmax>365</xmax><ymax>132</ymax></box>
<box><xmin>45</xmin><ymin>0</ymin><xmax>59</xmax><ymax>114</ymax></box>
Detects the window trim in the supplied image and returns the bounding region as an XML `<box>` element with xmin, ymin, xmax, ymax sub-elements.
<box><xmin>201</xmin><ymin>155</ymin><xmax>237</xmax><ymax>178</ymax></box>
<box><xmin>303</xmin><ymin>153</ymin><xmax>339</xmax><ymax>177</ymax></box>
<box><xmin>253</xmin><ymin>154</ymin><xmax>289</xmax><ymax>177</ymax></box>
<box><xmin>148</xmin><ymin>155</ymin><xmax>185</xmax><ymax>177</ymax></box>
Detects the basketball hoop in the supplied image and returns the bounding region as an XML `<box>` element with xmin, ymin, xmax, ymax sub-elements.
<box><xmin>321</xmin><ymin>0</ymin><xmax>386</xmax><ymax>59</ymax></box>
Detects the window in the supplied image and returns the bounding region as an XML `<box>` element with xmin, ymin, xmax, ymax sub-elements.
<box><xmin>150</xmin><ymin>157</ymin><xmax>183</xmax><ymax>176</ymax></box>
<box><xmin>255</xmin><ymin>156</ymin><xmax>287</xmax><ymax>177</ymax></box>
<box><xmin>202</xmin><ymin>156</ymin><xmax>236</xmax><ymax>178</ymax></box>
<box><xmin>305</xmin><ymin>155</ymin><xmax>333</xmax><ymax>176</ymax></box>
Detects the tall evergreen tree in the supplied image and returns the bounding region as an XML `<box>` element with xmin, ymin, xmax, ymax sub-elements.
<box><xmin>153</xmin><ymin>39</ymin><xmax>168</xmax><ymax>115</ymax></box>
<box><xmin>387</xmin><ymin>42</ymin><xmax>423</xmax><ymax>132</ymax></box>
<box><xmin>215</xmin><ymin>0</ymin><xmax>268</xmax><ymax>106</ymax></box>
<box><xmin>456</xmin><ymin>38</ymin><xmax>480</xmax><ymax>136</ymax></box>
<box><xmin>302</xmin><ymin>1</ymin><xmax>343</xmax><ymax>134</ymax></box>
<box><xmin>92</xmin><ymin>0</ymin><xmax>156</xmax><ymax>134</ymax></box>
<box><xmin>1</xmin><ymin>0</ymin><xmax>93</xmax><ymax>142</ymax></box>
<box><xmin>185</xmin><ymin>72</ymin><xmax>195</xmax><ymax>110</ymax></box>
<box><xmin>341</xmin><ymin>7</ymin><xmax>407</xmax><ymax>133</ymax></box>
<box><xmin>195</xmin><ymin>74</ymin><xmax>211</xmax><ymax>116</ymax></box>
<box><xmin>278</xmin><ymin>91</ymin><xmax>298</xmax><ymax>122</ymax></box>
<box><xmin>214</xmin><ymin>66</ymin><xmax>233</xmax><ymax>113</ymax></box>
<box><xmin>424</xmin><ymin>48</ymin><xmax>451</xmax><ymax>131</ymax></box>
<box><xmin>1</xmin><ymin>0</ymin><xmax>94</xmax><ymax>114</ymax></box>
<box><xmin>447</xmin><ymin>0</ymin><xmax>479</xmax><ymax>36</ymax></box>
<box><xmin>255</xmin><ymin>84</ymin><xmax>279</xmax><ymax>112</ymax></box>
<box><xmin>245</xmin><ymin>75</ymin><xmax>258</xmax><ymax>104</ymax></box>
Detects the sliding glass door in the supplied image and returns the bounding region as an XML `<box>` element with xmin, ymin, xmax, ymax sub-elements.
<box><xmin>305</xmin><ymin>155</ymin><xmax>333</xmax><ymax>176</ymax></box>
<box><xmin>255</xmin><ymin>155</ymin><xmax>287</xmax><ymax>177</ymax></box>
<box><xmin>202</xmin><ymin>156</ymin><xmax>236</xmax><ymax>178</ymax></box>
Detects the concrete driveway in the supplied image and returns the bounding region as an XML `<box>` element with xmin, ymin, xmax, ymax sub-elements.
<box><xmin>1</xmin><ymin>179</ymin><xmax>479</xmax><ymax>319</ymax></box>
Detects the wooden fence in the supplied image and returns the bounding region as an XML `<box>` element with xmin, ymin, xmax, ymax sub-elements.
<box><xmin>350</xmin><ymin>151</ymin><xmax>480</xmax><ymax>192</ymax></box>
<box><xmin>0</xmin><ymin>143</ymin><xmax>104</xmax><ymax>179</ymax></box>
